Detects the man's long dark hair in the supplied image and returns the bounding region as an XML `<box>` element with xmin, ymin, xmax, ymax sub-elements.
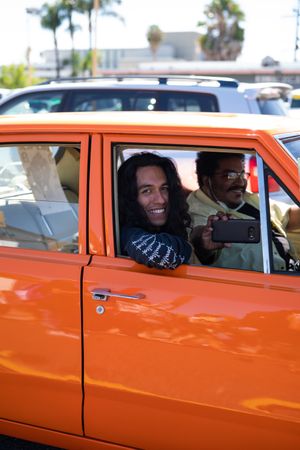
<box><xmin>118</xmin><ymin>152</ymin><xmax>191</xmax><ymax>238</ymax></box>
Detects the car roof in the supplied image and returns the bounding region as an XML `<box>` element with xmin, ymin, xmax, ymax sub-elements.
<box><xmin>0</xmin><ymin>75</ymin><xmax>243</xmax><ymax>107</ymax></box>
<box><xmin>0</xmin><ymin>111</ymin><xmax>299</xmax><ymax>137</ymax></box>
<box><xmin>0</xmin><ymin>76</ymin><xmax>240</xmax><ymax>104</ymax></box>
<box><xmin>38</xmin><ymin>75</ymin><xmax>240</xmax><ymax>88</ymax></box>
<box><xmin>1</xmin><ymin>77</ymin><xmax>291</xmax><ymax>98</ymax></box>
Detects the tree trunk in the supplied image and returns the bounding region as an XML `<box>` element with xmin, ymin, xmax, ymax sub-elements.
<box><xmin>53</xmin><ymin>31</ymin><xmax>60</xmax><ymax>78</ymax></box>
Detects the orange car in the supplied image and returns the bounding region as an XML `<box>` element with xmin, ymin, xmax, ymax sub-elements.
<box><xmin>0</xmin><ymin>112</ymin><xmax>299</xmax><ymax>450</ymax></box>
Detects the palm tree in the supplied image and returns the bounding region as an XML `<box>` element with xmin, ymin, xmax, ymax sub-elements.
<box><xmin>61</xmin><ymin>0</ymin><xmax>81</xmax><ymax>76</ymax></box>
<box><xmin>76</xmin><ymin>0</ymin><xmax>123</xmax><ymax>53</ymax></box>
<box><xmin>147</xmin><ymin>25</ymin><xmax>163</xmax><ymax>61</ymax></box>
<box><xmin>197</xmin><ymin>0</ymin><xmax>245</xmax><ymax>61</ymax></box>
<box><xmin>40</xmin><ymin>2</ymin><xmax>66</xmax><ymax>78</ymax></box>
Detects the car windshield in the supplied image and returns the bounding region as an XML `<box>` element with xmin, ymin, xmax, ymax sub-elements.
<box><xmin>278</xmin><ymin>135</ymin><xmax>300</xmax><ymax>161</ymax></box>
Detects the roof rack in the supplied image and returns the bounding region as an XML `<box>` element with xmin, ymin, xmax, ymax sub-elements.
<box><xmin>39</xmin><ymin>74</ymin><xmax>239</xmax><ymax>88</ymax></box>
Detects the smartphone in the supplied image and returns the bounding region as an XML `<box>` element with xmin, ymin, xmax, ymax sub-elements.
<box><xmin>212</xmin><ymin>219</ymin><xmax>260</xmax><ymax>243</ymax></box>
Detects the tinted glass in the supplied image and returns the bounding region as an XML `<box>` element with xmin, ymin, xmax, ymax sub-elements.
<box><xmin>291</xmin><ymin>98</ymin><xmax>300</xmax><ymax>108</ymax></box>
<box><xmin>279</xmin><ymin>135</ymin><xmax>300</xmax><ymax>161</ymax></box>
<box><xmin>164</xmin><ymin>92</ymin><xmax>219</xmax><ymax>112</ymax></box>
<box><xmin>68</xmin><ymin>89</ymin><xmax>219</xmax><ymax>112</ymax></box>
<box><xmin>0</xmin><ymin>92</ymin><xmax>64</xmax><ymax>114</ymax></box>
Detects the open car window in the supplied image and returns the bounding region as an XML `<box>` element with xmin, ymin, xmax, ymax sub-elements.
<box><xmin>113</xmin><ymin>143</ymin><xmax>300</xmax><ymax>275</ymax></box>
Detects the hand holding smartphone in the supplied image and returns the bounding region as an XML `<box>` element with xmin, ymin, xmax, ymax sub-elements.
<box><xmin>212</xmin><ymin>219</ymin><xmax>260</xmax><ymax>243</ymax></box>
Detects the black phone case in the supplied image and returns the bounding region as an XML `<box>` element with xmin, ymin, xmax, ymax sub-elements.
<box><xmin>212</xmin><ymin>219</ymin><xmax>260</xmax><ymax>243</ymax></box>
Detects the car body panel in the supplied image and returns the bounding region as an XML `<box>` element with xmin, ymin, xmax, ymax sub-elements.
<box><xmin>0</xmin><ymin>250</ymin><xmax>89</xmax><ymax>432</ymax></box>
<box><xmin>84</xmin><ymin>119</ymin><xmax>300</xmax><ymax>448</ymax></box>
<box><xmin>0</xmin><ymin>131</ymin><xmax>90</xmax><ymax>434</ymax></box>
<box><xmin>83</xmin><ymin>257</ymin><xmax>300</xmax><ymax>449</ymax></box>
<box><xmin>0</xmin><ymin>112</ymin><xmax>299</xmax><ymax>449</ymax></box>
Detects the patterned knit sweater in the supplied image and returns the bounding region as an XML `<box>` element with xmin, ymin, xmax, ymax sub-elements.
<box><xmin>121</xmin><ymin>226</ymin><xmax>192</xmax><ymax>269</ymax></box>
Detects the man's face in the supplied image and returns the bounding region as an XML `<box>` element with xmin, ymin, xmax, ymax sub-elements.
<box><xmin>205</xmin><ymin>157</ymin><xmax>248</xmax><ymax>208</ymax></box>
<box><xmin>136</xmin><ymin>165</ymin><xmax>169</xmax><ymax>227</ymax></box>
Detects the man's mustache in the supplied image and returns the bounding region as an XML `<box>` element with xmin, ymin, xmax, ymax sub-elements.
<box><xmin>228</xmin><ymin>185</ymin><xmax>246</xmax><ymax>192</ymax></box>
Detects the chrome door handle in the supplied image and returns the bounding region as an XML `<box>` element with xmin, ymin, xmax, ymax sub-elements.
<box><xmin>92</xmin><ymin>289</ymin><xmax>145</xmax><ymax>301</ymax></box>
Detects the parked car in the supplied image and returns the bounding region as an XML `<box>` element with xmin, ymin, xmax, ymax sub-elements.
<box><xmin>0</xmin><ymin>75</ymin><xmax>292</xmax><ymax>116</ymax></box>
<box><xmin>0</xmin><ymin>111</ymin><xmax>299</xmax><ymax>450</ymax></box>
<box><xmin>288</xmin><ymin>88</ymin><xmax>300</xmax><ymax>118</ymax></box>
<box><xmin>0</xmin><ymin>88</ymin><xmax>11</xmax><ymax>100</ymax></box>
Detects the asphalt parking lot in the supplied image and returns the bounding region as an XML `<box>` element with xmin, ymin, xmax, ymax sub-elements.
<box><xmin>0</xmin><ymin>435</ymin><xmax>64</xmax><ymax>449</ymax></box>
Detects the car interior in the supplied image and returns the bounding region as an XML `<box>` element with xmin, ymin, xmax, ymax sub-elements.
<box><xmin>0</xmin><ymin>144</ymin><xmax>80</xmax><ymax>252</ymax></box>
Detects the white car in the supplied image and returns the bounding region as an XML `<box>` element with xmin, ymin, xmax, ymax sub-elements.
<box><xmin>0</xmin><ymin>75</ymin><xmax>292</xmax><ymax>116</ymax></box>
<box><xmin>0</xmin><ymin>88</ymin><xmax>11</xmax><ymax>100</ymax></box>
<box><xmin>288</xmin><ymin>88</ymin><xmax>300</xmax><ymax>117</ymax></box>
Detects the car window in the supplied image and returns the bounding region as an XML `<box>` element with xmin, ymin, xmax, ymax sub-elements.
<box><xmin>72</xmin><ymin>92</ymin><xmax>124</xmax><ymax>111</ymax></box>
<box><xmin>165</xmin><ymin>92</ymin><xmax>219</xmax><ymax>112</ymax></box>
<box><xmin>291</xmin><ymin>98</ymin><xmax>300</xmax><ymax>108</ymax></box>
<box><xmin>0</xmin><ymin>144</ymin><xmax>79</xmax><ymax>252</ymax></box>
<box><xmin>71</xmin><ymin>90</ymin><xmax>161</xmax><ymax>112</ymax></box>
<box><xmin>67</xmin><ymin>89</ymin><xmax>129</xmax><ymax>111</ymax></box>
<box><xmin>114</xmin><ymin>144</ymin><xmax>300</xmax><ymax>275</ymax></box>
<box><xmin>68</xmin><ymin>89</ymin><xmax>219</xmax><ymax>112</ymax></box>
<box><xmin>265</xmin><ymin>170</ymin><xmax>300</xmax><ymax>272</ymax></box>
<box><xmin>131</xmin><ymin>92</ymin><xmax>219</xmax><ymax>112</ymax></box>
<box><xmin>278</xmin><ymin>135</ymin><xmax>300</xmax><ymax>162</ymax></box>
<box><xmin>130</xmin><ymin>93</ymin><xmax>158</xmax><ymax>111</ymax></box>
<box><xmin>0</xmin><ymin>92</ymin><xmax>64</xmax><ymax>114</ymax></box>
<box><xmin>257</xmin><ymin>98</ymin><xmax>288</xmax><ymax>115</ymax></box>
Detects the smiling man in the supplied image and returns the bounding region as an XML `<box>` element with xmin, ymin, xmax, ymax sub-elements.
<box><xmin>117</xmin><ymin>152</ymin><xmax>192</xmax><ymax>269</ymax></box>
<box><xmin>188</xmin><ymin>152</ymin><xmax>300</xmax><ymax>271</ymax></box>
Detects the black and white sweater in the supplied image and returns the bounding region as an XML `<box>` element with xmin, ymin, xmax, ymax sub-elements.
<box><xmin>121</xmin><ymin>226</ymin><xmax>192</xmax><ymax>269</ymax></box>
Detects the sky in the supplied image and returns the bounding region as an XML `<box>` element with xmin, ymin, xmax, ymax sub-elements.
<box><xmin>0</xmin><ymin>0</ymin><xmax>299</xmax><ymax>66</ymax></box>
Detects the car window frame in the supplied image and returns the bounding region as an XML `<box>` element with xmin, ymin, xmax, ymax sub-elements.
<box><xmin>0</xmin><ymin>132</ymin><xmax>90</xmax><ymax>257</ymax></box>
<box><xmin>100</xmin><ymin>132</ymin><xmax>299</xmax><ymax>276</ymax></box>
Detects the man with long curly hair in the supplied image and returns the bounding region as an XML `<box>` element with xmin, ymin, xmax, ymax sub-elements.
<box><xmin>118</xmin><ymin>152</ymin><xmax>192</xmax><ymax>269</ymax></box>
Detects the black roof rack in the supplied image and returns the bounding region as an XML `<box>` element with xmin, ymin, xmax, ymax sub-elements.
<box><xmin>39</xmin><ymin>74</ymin><xmax>239</xmax><ymax>88</ymax></box>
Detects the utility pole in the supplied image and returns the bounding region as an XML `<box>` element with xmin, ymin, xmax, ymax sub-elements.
<box><xmin>294</xmin><ymin>0</ymin><xmax>300</xmax><ymax>62</ymax></box>
<box><xmin>25</xmin><ymin>7</ymin><xmax>40</xmax><ymax>84</ymax></box>
<box><xmin>92</xmin><ymin>0</ymin><xmax>100</xmax><ymax>76</ymax></box>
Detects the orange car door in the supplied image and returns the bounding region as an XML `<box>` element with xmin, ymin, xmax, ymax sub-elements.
<box><xmin>83</xmin><ymin>136</ymin><xmax>300</xmax><ymax>450</ymax></box>
<box><xmin>0</xmin><ymin>134</ymin><xmax>90</xmax><ymax>434</ymax></box>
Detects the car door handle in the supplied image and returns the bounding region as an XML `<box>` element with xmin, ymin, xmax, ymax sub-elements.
<box><xmin>92</xmin><ymin>289</ymin><xmax>145</xmax><ymax>301</ymax></box>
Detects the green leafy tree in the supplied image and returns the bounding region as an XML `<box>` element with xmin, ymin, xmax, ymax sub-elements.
<box><xmin>0</xmin><ymin>64</ymin><xmax>41</xmax><ymax>88</ymax></box>
<box><xmin>62</xmin><ymin>50</ymin><xmax>83</xmax><ymax>76</ymax></box>
<box><xmin>147</xmin><ymin>25</ymin><xmax>163</xmax><ymax>61</ymax></box>
<box><xmin>80</xmin><ymin>49</ymin><xmax>93</xmax><ymax>74</ymax></box>
<box><xmin>197</xmin><ymin>0</ymin><xmax>245</xmax><ymax>61</ymax></box>
<box><xmin>40</xmin><ymin>1</ymin><xmax>66</xmax><ymax>78</ymax></box>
